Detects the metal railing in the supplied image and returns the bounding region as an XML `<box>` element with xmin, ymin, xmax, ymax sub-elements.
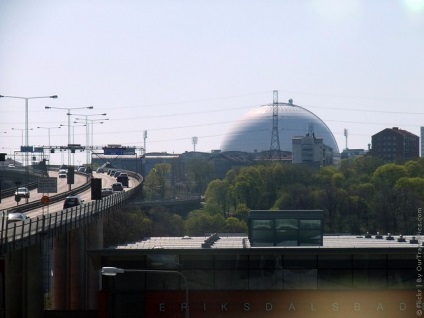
<box><xmin>0</xmin><ymin>172</ymin><xmax>143</xmax><ymax>256</ymax></box>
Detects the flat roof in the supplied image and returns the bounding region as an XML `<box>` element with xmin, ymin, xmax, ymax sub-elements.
<box><xmin>106</xmin><ymin>234</ymin><xmax>420</xmax><ymax>251</ymax></box>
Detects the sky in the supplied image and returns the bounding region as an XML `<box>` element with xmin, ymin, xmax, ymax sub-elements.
<box><xmin>1</xmin><ymin>0</ymin><xmax>423</xmax><ymax>165</ymax></box>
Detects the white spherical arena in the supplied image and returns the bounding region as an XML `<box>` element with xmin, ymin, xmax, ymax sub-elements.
<box><xmin>220</xmin><ymin>103</ymin><xmax>339</xmax><ymax>155</ymax></box>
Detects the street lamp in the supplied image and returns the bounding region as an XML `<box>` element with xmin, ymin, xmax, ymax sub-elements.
<box><xmin>0</xmin><ymin>94</ymin><xmax>57</xmax><ymax>166</ymax></box>
<box><xmin>60</xmin><ymin>124</ymin><xmax>86</xmax><ymax>143</ymax></box>
<box><xmin>45</xmin><ymin>106</ymin><xmax>93</xmax><ymax>165</ymax></box>
<box><xmin>82</xmin><ymin>119</ymin><xmax>108</xmax><ymax>146</ymax></box>
<box><xmin>37</xmin><ymin>126</ymin><xmax>61</xmax><ymax>148</ymax></box>
<box><xmin>73</xmin><ymin>113</ymin><xmax>107</xmax><ymax>164</ymax></box>
<box><xmin>101</xmin><ymin>266</ymin><xmax>189</xmax><ymax>318</ymax></box>
<box><xmin>12</xmin><ymin>128</ymin><xmax>33</xmax><ymax>147</ymax></box>
<box><xmin>59</xmin><ymin>123</ymin><xmax>86</xmax><ymax>166</ymax></box>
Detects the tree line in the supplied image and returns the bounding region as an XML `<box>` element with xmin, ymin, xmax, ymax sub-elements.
<box><xmin>104</xmin><ymin>156</ymin><xmax>424</xmax><ymax>246</ymax></box>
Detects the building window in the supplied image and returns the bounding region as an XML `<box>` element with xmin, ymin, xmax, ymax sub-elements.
<box><xmin>249</xmin><ymin>210</ymin><xmax>323</xmax><ymax>246</ymax></box>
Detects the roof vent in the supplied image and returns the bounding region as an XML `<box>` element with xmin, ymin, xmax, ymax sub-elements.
<box><xmin>386</xmin><ymin>233</ymin><xmax>394</xmax><ymax>240</ymax></box>
<box><xmin>397</xmin><ymin>235</ymin><xmax>406</xmax><ymax>242</ymax></box>
<box><xmin>410</xmin><ymin>236</ymin><xmax>419</xmax><ymax>244</ymax></box>
<box><xmin>202</xmin><ymin>233</ymin><xmax>219</xmax><ymax>248</ymax></box>
<box><xmin>375</xmin><ymin>232</ymin><xmax>383</xmax><ymax>239</ymax></box>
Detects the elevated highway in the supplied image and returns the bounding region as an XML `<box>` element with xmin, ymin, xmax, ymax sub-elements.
<box><xmin>0</xmin><ymin>168</ymin><xmax>143</xmax><ymax>318</ymax></box>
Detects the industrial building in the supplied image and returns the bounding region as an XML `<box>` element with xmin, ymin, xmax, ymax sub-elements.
<box><xmin>91</xmin><ymin>210</ymin><xmax>420</xmax><ymax>318</ymax></box>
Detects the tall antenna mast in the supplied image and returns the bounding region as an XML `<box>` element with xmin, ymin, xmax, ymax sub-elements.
<box><xmin>192</xmin><ymin>136</ymin><xmax>198</xmax><ymax>152</ymax></box>
<box><xmin>344</xmin><ymin>128</ymin><xmax>348</xmax><ymax>150</ymax></box>
<box><xmin>143</xmin><ymin>130</ymin><xmax>147</xmax><ymax>154</ymax></box>
<box><xmin>269</xmin><ymin>90</ymin><xmax>281</xmax><ymax>160</ymax></box>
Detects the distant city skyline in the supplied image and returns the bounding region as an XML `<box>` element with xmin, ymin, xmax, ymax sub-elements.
<box><xmin>1</xmin><ymin>0</ymin><xmax>423</xmax><ymax>165</ymax></box>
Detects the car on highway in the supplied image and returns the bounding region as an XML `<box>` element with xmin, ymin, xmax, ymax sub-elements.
<box><xmin>7</xmin><ymin>212</ymin><xmax>29</xmax><ymax>223</ymax></box>
<box><xmin>96</xmin><ymin>167</ymin><xmax>105</xmax><ymax>173</ymax></box>
<box><xmin>15</xmin><ymin>187</ymin><xmax>30</xmax><ymax>199</ymax></box>
<box><xmin>58</xmin><ymin>169</ymin><xmax>67</xmax><ymax>178</ymax></box>
<box><xmin>8</xmin><ymin>164</ymin><xmax>15</xmax><ymax>168</ymax></box>
<box><xmin>117</xmin><ymin>173</ymin><xmax>129</xmax><ymax>187</ymax></box>
<box><xmin>113</xmin><ymin>171</ymin><xmax>121</xmax><ymax>178</ymax></box>
<box><xmin>112</xmin><ymin>182</ymin><xmax>124</xmax><ymax>192</ymax></box>
<box><xmin>63</xmin><ymin>195</ymin><xmax>84</xmax><ymax>209</ymax></box>
<box><xmin>101</xmin><ymin>187</ymin><xmax>114</xmax><ymax>198</ymax></box>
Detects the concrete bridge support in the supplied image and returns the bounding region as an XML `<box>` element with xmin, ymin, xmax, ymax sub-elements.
<box><xmin>52</xmin><ymin>218</ymin><xmax>103</xmax><ymax>310</ymax></box>
<box><xmin>5</xmin><ymin>243</ymin><xmax>43</xmax><ymax>318</ymax></box>
<box><xmin>86</xmin><ymin>218</ymin><xmax>103</xmax><ymax>309</ymax></box>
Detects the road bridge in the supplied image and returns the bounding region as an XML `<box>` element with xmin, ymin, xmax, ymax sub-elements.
<box><xmin>0</xmin><ymin>169</ymin><xmax>143</xmax><ymax>318</ymax></box>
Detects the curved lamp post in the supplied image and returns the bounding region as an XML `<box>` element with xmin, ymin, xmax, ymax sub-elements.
<box><xmin>101</xmin><ymin>266</ymin><xmax>189</xmax><ymax>318</ymax></box>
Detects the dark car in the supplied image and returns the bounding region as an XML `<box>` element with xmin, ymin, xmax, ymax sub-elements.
<box><xmin>113</xmin><ymin>171</ymin><xmax>122</xmax><ymax>178</ymax></box>
<box><xmin>101</xmin><ymin>187</ymin><xmax>114</xmax><ymax>198</ymax></box>
<box><xmin>117</xmin><ymin>173</ymin><xmax>129</xmax><ymax>187</ymax></box>
<box><xmin>63</xmin><ymin>195</ymin><xmax>84</xmax><ymax>209</ymax></box>
<box><xmin>112</xmin><ymin>182</ymin><xmax>124</xmax><ymax>192</ymax></box>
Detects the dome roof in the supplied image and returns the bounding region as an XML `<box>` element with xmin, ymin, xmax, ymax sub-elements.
<box><xmin>220</xmin><ymin>103</ymin><xmax>340</xmax><ymax>155</ymax></box>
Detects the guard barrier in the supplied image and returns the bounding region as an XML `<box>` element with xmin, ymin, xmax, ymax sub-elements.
<box><xmin>0</xmin><ymin>172</ymin><xmax>143</xmax><ymax>256</ymax></box>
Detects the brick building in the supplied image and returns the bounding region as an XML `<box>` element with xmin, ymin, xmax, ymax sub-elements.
<box><xmin>371</xmin><ymin>127</ymin><xmax>419</xmax><ymax>161</ymax></box>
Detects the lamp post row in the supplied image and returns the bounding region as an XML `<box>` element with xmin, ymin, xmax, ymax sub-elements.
<box><xmin>73</xmin><ymin>113</ymin><xmax>107</xmax><ymax>164</ymax></box>
<box><xmin>45</xmin><ymin>106</ymin><xmax>94</xmax><ymax>165</ymax></box>
<box><xmin>0</xmin><ymin>95</ymin><xmax>107</xmax><ymax>166</ymax></box>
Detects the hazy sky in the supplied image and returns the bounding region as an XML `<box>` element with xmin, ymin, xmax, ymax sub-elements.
<box><xmin>1</xmin><ymin>0</ymin><xmax>423</xmax><ymax>164</ymax></box>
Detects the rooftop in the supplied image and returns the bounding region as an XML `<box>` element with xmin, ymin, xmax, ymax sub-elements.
<box><xmin>109</xmin><ymin>233</ymin><xmax>420</xmax><ymax>250</ymax></box>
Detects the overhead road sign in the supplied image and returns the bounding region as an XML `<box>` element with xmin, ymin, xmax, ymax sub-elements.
<box><xmin>38</xmin><ymin>177</ymin><xmax>58</xmax><ymax>193</ymax></box>
<box><xmin>21</xmin><ymin>146</ymin><xmax>34</xmax><ymax>153</ymax></box>
<box><xmin>104</xmin><ymin>147</ymin><xmax>125</xmax><ymax>155</ymax></box>
<box><xmin>103</xmin><ymin>147</ymin><xmax>136</xmax><ymax>155</ymax></box>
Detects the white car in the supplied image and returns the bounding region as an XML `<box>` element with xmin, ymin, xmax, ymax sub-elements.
<box><xmin>7</xmin><ymin>212</ymin><xmax>29</xmax><ymax>223</ymax></box>
<box><xmin>58</xmin><ymin>169</ymin><xmax>67</xmax><ymax>178</ymax></box>
<box><xmin>15</xmin><ymin>187</ymin><xmax>30</xmax><ymax>198</ymax></box>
